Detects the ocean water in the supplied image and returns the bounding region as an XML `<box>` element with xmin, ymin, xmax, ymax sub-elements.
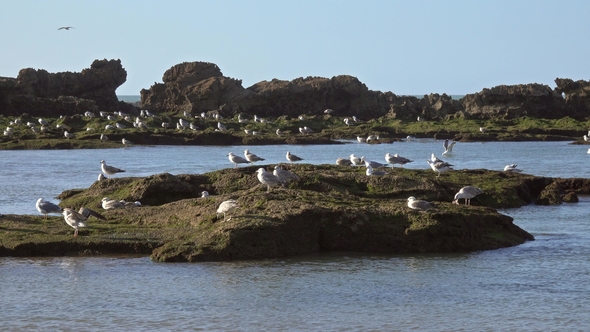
<box><xmin>117</xmin><ymin>95</ymin><xmax>141</xmax><ymax>103</ymax></box>
<box><xmin>2</xmin><ymin>141</ymin><xmax>590</xmax><ymax>330</ymax></box>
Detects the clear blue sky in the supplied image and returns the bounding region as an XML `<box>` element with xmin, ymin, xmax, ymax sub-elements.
<box><xmin>1</xmin><ymin>0</ymin><xmax>589</xmax><ymax>96</ymax></box>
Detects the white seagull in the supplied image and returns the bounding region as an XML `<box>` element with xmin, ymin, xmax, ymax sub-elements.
<box><xmin>273</xmin><ymin>165</ymin><xmax>299</xmax><ymax>183</ymax></box>
<box><xmin>453</xmin><ymin>186</ymin><xmax>484</xmax><ymax>205</ymax></box>
<box><xmin>361</xmin><ymin>157</ymin><xmax>388</xmax><ymax>168</ymax></box>
<box><xmin>385</xmin><ymin>153</ymin><xmax>413</xmax><ymax>168</ymax></box>
<box><xmin>244</xmin><ymin>149</ymin><xmax>265</xmax><ymax>163</ymax></box>
<box><xmin>366</xmin><ymin>165</ymin><xmax>387</xmax><ymax>176</ymax></box>
<box><xmin>442</xmin><ymin>139</ymin><xmax>457</xmax><ymax>155</ymax></box>
<box><xmin>407</xmin><ymin>196</ymin><xmax>434</xmax><ymax>211</ymax></box>
<box><xmin>228</xmin><ymin>152</ymin><xmax>251</xmax><ymax>168</ymax></box>
<box><xmin>36</xmin><ymin>198</ymin><xmax>62</xmax><ymax>220</ymax></box>
<box><xmin>504</xmin><ymin>164</ymin><xmax>522</xmax><ymax>173</ymax></box>
<box><xmin>286</xmin><ymin>151</ymin><xmax>303</xmax><ymax>163</ymax></box>
<box><xmin>256</xmin><ymin>168</ymin><xmax>284</xmax><ymax>192</ymax></box>
<box><xmin>201</xmin><ymin>191</ymin><xmax>210</xmax><ymax>198</ymax></box>
<box><xmin>100</xmin><ymin>160</ymin><xmax>126</xmax><ymax>178</ymax></box>
<box><xmin>122</xmin><ymin>138</ymin><xmax>133</xmax><ymax>146</ymax></box>
<box><xmin>62</xmin><ymin>206</ymin><xmax>106</xmax><ymax>237</ymax></box>
<box><xmin>101</xmin><ymin>197</ymin><xmax>124</xmax><ymax>210</ymax></box>
<box><xmin>217</xmin><ymin>199</ymin><xmax>239</xmax><ymax>221</ymax></box>
<box><xmin>349</xmin><ymin>154</ymin><xmax>362</xmax><ymax>166</ymax></box>
<box><xmin>427</xmin><ymin>159</ymin><xmax>453</xmax><ymax>177</ymax></box>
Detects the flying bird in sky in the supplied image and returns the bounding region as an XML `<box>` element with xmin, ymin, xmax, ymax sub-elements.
<box><xmin>58</xmin><ymin>26</ymin><xmax>74</xmax><ymax>30</ymax></box>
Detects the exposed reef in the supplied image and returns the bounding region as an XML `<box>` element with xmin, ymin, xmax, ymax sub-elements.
<box><xmin>3</xmin><ymin>164</ymin><xmax>589</xmax><ymax>262</ymax></box>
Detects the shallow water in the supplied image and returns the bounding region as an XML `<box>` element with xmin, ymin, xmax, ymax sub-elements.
<box><xmin>2</xmin><ymin>141</ymin><xmax>590</xmax><ymax>330</ymax></box>
<box><xmin>2</xmin><ymin>197</ymin><xmax>590</xmax><ymax>330</ymax></box>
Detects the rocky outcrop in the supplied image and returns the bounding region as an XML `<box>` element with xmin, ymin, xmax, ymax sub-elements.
<box><xmin>0</xmin><ymin>59</ymin><xmax>135</xmax><ymax>117</ymax></box>
<box><xmin>461</xmin><ymin>83</ymin><xmax>567</xmax><ymax>119</ymax></box>
<box><xmin>141</xmin><ymin>61</ymin><xmax>590</xmax><ymax>121</ymax></box>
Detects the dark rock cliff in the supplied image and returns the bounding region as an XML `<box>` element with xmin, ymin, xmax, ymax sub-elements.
<box><xmin>140</xmin><ymin>61</ymin><xmax>590</xmax><ymax>121</ymax></box>
<box><xmin>0</xmin><ymin>59</ymin><xmax>135</xmax><ymax>117</ymax></box>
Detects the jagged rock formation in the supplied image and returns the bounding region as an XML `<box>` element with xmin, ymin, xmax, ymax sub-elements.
<box><xmin>140</xmin><ymin>61</ymin><xmax>590</xmax><ymax>121</ymax></box>
<box><xmin>0</xmin><ymin>59</ymin><xmax>135</xmax><ymax>117</ymax></box>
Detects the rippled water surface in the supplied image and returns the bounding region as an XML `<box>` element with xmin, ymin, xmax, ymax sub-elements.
<box><xmin>2</xmin><ymin>141</ymin><xmax>590</xmax><ymax>330</ymax></box>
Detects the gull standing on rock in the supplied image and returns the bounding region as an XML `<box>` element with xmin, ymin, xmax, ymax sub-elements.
<box><xmin>62</xmin><ymin>206</ymin><xmax>106</xmax><ymax>237</ymax></box>
<box><xmin>273</xmin><ymin>165</ymin><xmax>299</xmax><ymax>183</ymax></box>
<box><xmin>426</xmin><ymin>159</ymin><xmax>453</xmax><ymax>177</ymax></box>
<box><xmin>100</xmin><ymin>160</ymin><xmax>126</xmax><ymax>178</ymax></box>
<box><xmin>122</xmin><ymin>138</ymin><xmax>133</xmax><ymax>146</ymax></box>
<box><xmin>36</xmin><ymin>198</ymin><xmax>62</xmax><ymax>220</ymax></box>
<box><xmin>453</xmin><ymin>186</ymin><xmax>484</xmax><ymax>205</ymax></box>
<box><xmin>217</xmin><ymin>199</ymin><xmax>239</xmax><ymax>221</ymax></box>
<box><xmin>244</xmin><ymin>149</ymin><xmax>265</xmax><ymax>163</ymax></box>
<box><xmin>385</xmin><ymin>153</ymin><xmax>413</xmax><ymax>168</ymax></box>
<box><xmin>286</xmin><ymin>151</ymin><xmax>303</xmax><ymax>163</ymax></box>
<box><xmin>228</xmin><ymin>152</ymin><xmax>251</xmax><ymax>168</ymax></box>
<box><xmin>256</xmin><ymin>168</ymin><xmax>284</xmax><ymax>192</ymax></box>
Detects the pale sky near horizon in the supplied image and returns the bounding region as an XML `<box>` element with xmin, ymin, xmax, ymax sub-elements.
<box><xmin>1</xmin><ymin>0</ymin><xmax>589</xmax><ymax>96</ymax></box>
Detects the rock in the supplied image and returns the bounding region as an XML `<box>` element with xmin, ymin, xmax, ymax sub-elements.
<box><xmin>461</xmin><ymin>83</ymin><xmax>567</xmax><ymax>119</ymax></box>
<box><xmin>1</xmin><ymin>59</ymin><xmax>135</xmax><ymax>117</ymax></box>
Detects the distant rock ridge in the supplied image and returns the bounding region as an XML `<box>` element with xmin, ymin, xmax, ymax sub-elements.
<box><xmin>0</xmin><ymin>59</ymin><xmax>135</xmax><ymax>117</ymax></box>
<box><xmin>140</xmin><ymin>61</ymin><xmax>590</xmax><ymax>120</ymax></box>
<box><xmin>3</xmin><ymin>59</ymin><xmax>590</xmax><ymax>120</ymax></box>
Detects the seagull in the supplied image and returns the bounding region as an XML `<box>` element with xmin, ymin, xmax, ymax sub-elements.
<box><xmin>427</xmin><ymin>159</ymin><xmax>453</xmax><ymax>177</ymax></box>
<box><xmin>62</xmin><ymin>206</ymin><xmax>106</xmax><ymax>237</ymax></box>
<box><xmin>407</xmin><ymin>196</ymin><xmax>434</xmax><ymax>211</ymax></box>
<box><xmin>101</xmin><ymin>197</ymin><xmax>124</xmax><ymax>210</ymax></box>
<box><xmin>324</xmin><ymin>109</ymin><xmax>333</xmax><ymax>114</ymax></box>
<box><xmin>385</xmin><ymin>153</ymin><xmax>413</xmax><ymax>168</ymax></box>
<box><xmin>430</xmin><ymin>153</ymin><xmax>444</xmax><ymax>164</ymax></box>
<box><xmin>336</xmin><ymin>158</ymin><xmax>353</xmax><ymax>166</ymax></box>
<box><xmin>357</xmin><ymin>136</ymin><xmax>366</xmax><ymax>143</ymax></box>
<box><xmin>217</xmin><ymin>122</ymin><xmax>227</xmax><ymax>131</ymax></box>
<box><xmin>361</xmin><ymin>157</ymin><xmax>388</xmax><ymax>168</ymax></box>
<box><xmin>276</xmin><ymin>129</ymin><xmax>283</xmax><ymax>136</ymax></box>
<box><xmin>344</xmin><ymin>118</ymin><xmax>353</xmax><ymax>126</ymax></box>
<box><xmin>64</xmin><ymin>131</ymin><xmax>75</xmax><ymax>139</ymax></box>
<box><xmin>38</xmin><ymin>118</ymin><xmax>49</xmax><ymax>126</ymax></box>
<box><xmin>120</xmin><ymin>200</ymin><xmax>142</xmax><ymax>208</ymax></box>
<box><xmin>122</xmin><ymin>138</ymin><xmax>133</xmax><ymax>146</ymax></box>
<box><xmin>584</xmin><ymin>135</ymin><xmax>589</xmax><ymax>142</ymax></box>
<box><xmin>349</xmin><ymin>154</ymin><xmax>362</xmax><ymax>166</ymax></box>
<box><xmin>217</xmin><ymin>199</ymin><xmax>239</xmax><ymax>221</ymax></box>
<box><xmin>100</xmin><ymin>160</ymin><xmax>126</xmax><ymax>178</ymax></box>
<box><xmin>256</xmin><ymin>168</ymin><xmax>284</xmax><ymax>192</ymax></box>
<box><xmin>201</xmin><ymin>191</ymin><xmax>210</xmax><ymax>198</ymax></box>
<box><xmin>36</xmin><ymin>198</ymin><xmax>62</xmax><ymax>220</ymax></box>
<box><xmin>228</xmin><ymin>152</ymin><xmax>251</xmax><ymax>168</ymax></box>
<box><xmin>479</xmin><ymin>127</ymin><xmax>487</xmax><ymax>133</ymax></box>
<box><xmin>366</xmin><ymin>134</ymin><xmax>380</xmax><ymax>143</ymax></box>
<box><xmin>453</xmin><ymin>186</ymin><xmax>484</xmax><ymax>205</ymax></box>
<box><xmin>97</xmin><ymin>173</ymin><xmax>105</xmax><ymax>181</ymax></box>
<box><xmin>442</xmin><ymin>139</ymin><xmax>457</xmax><ymax>155</ymax></box>
<box><xmin>504</xmin><ymin>164</ymin><xmax>522</xmax><ymax>173</ymax></box>
<box><xmin>273</xmin><ymin>165</ymin><xmax>299</xmax><ymax>183</ymax></box>
<box><xmin>100</xmin><ymin>134</ymin><xmax>108</xmax><ymax>141</ymax></box>
<box><xmin>58</xmin><ymin>26</ymin><xmax>74</xmax><ymax>30</ymax></box>
<box><xmin>244</xmin><ymin>149</ymin><xmax>265</xmax><ymax>163</ymax></box>
<box><xmin>366</xmin><ymin>165</ymin><xmax>387</xmax><ymax>176</ymax></box>
<box><xmin>105</xmin><ymin>124</ymin><xmax>114</xmax><ymax>130</ymax></box>
<box><xmin>286</xmin><ymin>151</ymin><xmax>303</xmax><ymax>163</ymax></box>
<box><xmin>115</xmin><ymin>122</ymin><xmax>126</xmax><ymax>129</ymax></box>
